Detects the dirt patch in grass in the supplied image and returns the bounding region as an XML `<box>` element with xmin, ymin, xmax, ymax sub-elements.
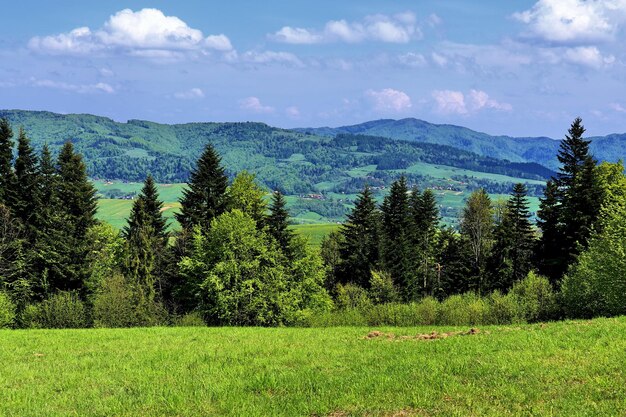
<box><xmin>365</xmin><ymin>328</ymin><xmax>483</xmax><ymax>341</ymax></box>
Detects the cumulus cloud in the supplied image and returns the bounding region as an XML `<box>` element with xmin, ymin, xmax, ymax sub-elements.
<box><xmin>432</xmin><ymin>89</ymin><xmax>511</xmax><ymax>115</ymax></box>
<box><xmin>28</xmin><ymin>8</ymin><xmax>233</xmax><ymax>57</ymax></box>
<box><xmin>239</xmin><ymin>97</ymin><xmax>275</xmax><ymax>114</ymax></box>
<box><xmin>513</xmin><ymin>0</ymin><xmax>626</xmax><ymax>45</ymax></box>
<box><xmin>365</xmin><ymin>88</ymin><xmax>412</xmax><ymax>113</ymax></box>
<box><xmin>269</xmin><ymin>12</ymin><xmax>421</xmax><ymax>44</ymax></box>
<box><xmin>174</xmin><ymin>88</ymin><xmax>204</xmax><ymax>99</ymax></box>
<box><xmin>30</xmin><ymin>78</ymin><xmax>114</xmax><ymax>94</ymax></box>
<box><xmin>562</xmin><ymin>46</ymin><xmax>615</xmax><ymax>68</ymax></box>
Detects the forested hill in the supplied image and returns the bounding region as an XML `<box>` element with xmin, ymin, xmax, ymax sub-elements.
<box><xmin>296</xmin><ymin>118</ymin><xmax>626</xmax><ymax>170</ymax></box>
<box><xmin>0</xmin><ymin>110</ymin><xmax>554</xmax><ymax>194</ymax></box>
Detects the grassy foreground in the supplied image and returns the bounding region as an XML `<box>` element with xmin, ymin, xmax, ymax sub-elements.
<box><xmin>1</xmin><ymin>318</ymin><xmax>626</xmax><ymax>416</ymax></box>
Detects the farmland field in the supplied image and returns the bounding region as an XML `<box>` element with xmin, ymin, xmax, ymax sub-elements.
<box><xmin>1</xmin><ymin>317</ymin><xmax>625</xmax><ymax>416</ymax></box>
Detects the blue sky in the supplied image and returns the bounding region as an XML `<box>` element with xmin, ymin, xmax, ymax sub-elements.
<box><xmin>1</xmin><ymin>0</ymin><xmax>626</xmax><ymax>137</ymax></box>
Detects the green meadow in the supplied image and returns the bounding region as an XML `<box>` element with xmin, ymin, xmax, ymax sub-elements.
<box><xmin>1</xmin><ymin>317</ymin><xmax>625</xmax><ymax>416</ymax></box>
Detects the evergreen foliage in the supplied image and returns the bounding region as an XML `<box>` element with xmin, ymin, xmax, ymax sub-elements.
<box><xmin>0</xmin><ymin>119</ymin><xmax>15</xmax><ymax>206</ymax></box>
<box><xmin>488</xmin><ymin>183</ymin><xmax>536</xmax><ymax>291</ymax></box>
<box><xmin>338</xmin><ymin>186</ymin><xmax>380</xmax><ymax>288</ymax></box>
<box><xmin>176</xmin><ymin>143</ymin><xmax>228</xmax><ymax>232</ymax></box>
<box><xmin>267</xmin><ymin>190</ymin><xmax>293</xmax><ymax>256</ymax></box>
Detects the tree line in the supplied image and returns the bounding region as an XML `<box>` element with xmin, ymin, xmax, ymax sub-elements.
<box><xmin>0</xmin><ymin>117</ymin><xmax>625</xmax><ymax>329</ymax></box>
<box><xmin>321</xmin><ymin>117</ymin><xmax>626</xmax><ymax>317</ymax></box>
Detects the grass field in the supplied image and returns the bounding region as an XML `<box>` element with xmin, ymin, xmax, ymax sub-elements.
<box><xmin>1</xmin><ymin>318</ymin><xmax>625</xmax><ymax>416</ymax></box>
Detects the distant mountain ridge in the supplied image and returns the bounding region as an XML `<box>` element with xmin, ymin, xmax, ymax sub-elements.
<box><xmin>296</xmin><ymin>118</ymin><xmax>626</xmax><ymax>170</ymax></box>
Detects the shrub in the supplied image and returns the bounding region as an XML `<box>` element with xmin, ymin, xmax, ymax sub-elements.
<box><xmin>302</xmin><ymin>308</ymin><xmax>368</xmax><ymax>327</ymax></box>
<box><xmin>465</xmin><ymin>293</ymin><xmax>490</xmax><ymax>325</ymax></box>
<box><xmin>0</xmin><ymin>292</ymin><xmax>16</xmax><ymax>328</ymax></box>
<box><xmin>335</xmin><ymin>283</ymin><xmax>372</xmax><ymax>311</ymax></box>
<box><xmin>365</xmin><ymin>303</ymin><xmax>420</xmax><ymax>327</ymax></box>
<box><xmin>510</xmin><ymin>271</ymin><xmax>557</xmax><ymax>322</ymax></box>
<box><xmin>487</xmin><ymin>290</ymin><xmax>522</xmax><ymax>324</ymax></box>
<box><xmin>173</xmin><ymin>312</ymin><xmax>206</xmax><ymax>327</ymax></box>
<box><xmin>414</xmin><ymin>297</ymin><xmax>439</xmax><ymax>325</ymax></box>
<box><xmin>23</xmin><ymin>292</ymin><xmax>88</xmax><ymax>329</ymax></box>
<box><xmin>438</xmin><ymin>294</ymin><xmax>471</xmax><ymax>326</ymax></box>
<box><xmin>369</xmin><ymin>271</ymin><xmax>399</xmax><ymax>304</ymax></box>
<box><xmin>93</xmin><ymin>274</ymin><xmax>137</xmax><ymax>328</ymax></box>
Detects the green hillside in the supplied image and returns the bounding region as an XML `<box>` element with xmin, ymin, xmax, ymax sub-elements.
<box><xmin>298</xmin><ymin>118</ymin><xmax>626</xmax><ymax>170</ymax></box>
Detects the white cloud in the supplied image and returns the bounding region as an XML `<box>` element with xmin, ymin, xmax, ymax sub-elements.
<box><xmin>431</xmin><ymin>52</ymin><xmax>448</xmax><ymax>67</ymax></box>
<box><xmin>239</xmin><ymin>97</ymin><xmax>275</xmax><ymax>114</ymax></box>
<box><xmin>398</xmin><ymin>52</ymin><xmax>427</xmax><ymax>68</ymax></box>
<box><xmin>468</xmin><ymin>89</ymin><xmax>513</xmax><ymax>112</ymax></box>
<box><xmin>174</xmin><ymin>88</ymin><xmax>204</xmax><ymax>99</ymax></box>
<box><xmin>562</xmin><ymin>46</ymin><xmax>615</xmax><ymax>68</ymax></box>
<box><xmin>365</xmin><ymin>88</ymin><xmax>412</xmax><ymax>112</ymax></box>
<box><xmin>432</xmin><ymin>89</ymin><xmax>511</xmax><ymax>115</ymax></box>
<box><xmin>610</xmin><ymin>102</ymin><xmax>626</xmax><ymax>113</ymax></box>
<box><xmin>30</xmin><ymin>78</ymin><xmax>114</xmax><ymax>94</ymax></box>
<box><xmin>432</xmin><ymin>90</ymin><xmax>467</xmax><ymax>115</ymax></box>
<box><xmin>513</xmin><ymin>0</ymin><xmax>626</xmax><ymax>45</ymax></box>
<box><xmin>28</xmin><ymin>8</ymin><xmax>233</xmax><ymax>57</ymax></box>
<box><xmin>269</xmin><ymin>12</ymin><xmax>421</xmax><ymax>44</ymax></box>
<box><xmin>238</xmin><ymin>50</ymin><xmax>304</xmax><ymax>67</ymax></box>
<box><xmin>285</xmin><ymin>106</ymin><xmax>301</xmax><ymax>118</ymax></box>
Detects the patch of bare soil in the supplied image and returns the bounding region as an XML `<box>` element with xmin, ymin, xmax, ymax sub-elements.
<box><xmin>365</xmin><ymin>328</ymin><xmax>484</xmax><ymax>341</ymax></box>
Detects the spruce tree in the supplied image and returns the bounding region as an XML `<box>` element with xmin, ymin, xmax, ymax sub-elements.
<box><xmin>380</xmin><ymin>176</ymin><xmax>412</xmax><ymax>298</ymax></box>
<box><xmin>488</xmin><ymin>183</ymin><xmax>535</xmax><ymax>291</ymax></box>
<box><xmin>338</xmin><ymin>185</ymin><xmax>380</xmax><ymax>288</ymax></box>
<box><xmin>536</xmin><ymin>180</ymin><xmax>562</xmax><ymax>284</ymax></box>
<box><xmin>123</xmin><ymin>199</ymin><xmax>157</xmax><ymax>304</ymax></box>
<box><xmin>0</xmin><ymin>119</ymin><xmax>15</xmax><ymax>206</ymax></box>
<box><xmin>267</xmin><ymin>190</ymin><xmax>293</xmax><ymax>256</ymax></box>
<box><xmin>537</xmin><ymin>118</ymin><xmax>602</xmax><ymax>282</ymax></box>
<box><xmin>124</xmin><ymin>175</ymin><xmax>168</xmax><ymax>243</ymax></box>
<box><xmin>55</xmin><ymin>141</ymin><xmax>98</xmax><ymax>293</ymax></box>
<box><xmin>176</xmin><ymin>143</ymin><xmax>228</xmax><ymax>232</ymax></box>
<box><xmin>13</xmin><ymin>128</ymin><xmax>41</xmax><ymax>237</ymax></box>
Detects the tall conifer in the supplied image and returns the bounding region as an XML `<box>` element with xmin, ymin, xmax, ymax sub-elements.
<box><xmin>0</xmin><ymin>119</ymin><xmax>15</xmax><ymax>206</ymax></box>
<box><xmin>267</xmin><ymin>190</ymin><xmax>293</xmax><ymax>256</ymax></box>
<box><xmin>176</xmin><ymin>144</ymin><xmax>228</xmax><ymax>232</ymax></box>
<box><xmin>338</xmin><ymin>186</ymin><xmax>380</xmax><ymax>288</ymax></box>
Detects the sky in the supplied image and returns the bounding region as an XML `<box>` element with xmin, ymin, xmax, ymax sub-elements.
<box><xmin>1</xmin><ymin>0</ymin><xmax>626</xmax><ymax>138</ymax></box>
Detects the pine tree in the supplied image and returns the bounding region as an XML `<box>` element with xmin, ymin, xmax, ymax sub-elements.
<box><xmin>338</xmin><ymin>186</ymin><xmax>380</xmax><ymax>288</ymax></box>
<box><xmin>380</xmin><ymin>176</ymin><xmax>412</xmax><ymax>298</ymax></box>
<box><xmin>267</xmin><ymin>190</ymin><xmax>293</xmax><ymax>256</ymax></box>
<box><xmin>433</xmin><ymin>228</ymin><xmax>472</xmax><ymax>298</ymax></box>
<box><xmin>0</xmin><ymin>119</ymin><xmax>15</xmax><ymax>206</ymax></box>
<box><xmin>176</xmin><ymin>144</ymin><xmax>228</xmax><ymax>232</ymax></box>
<box><xmin>488</xmin><ymin>183</ymin><xmax>535</xmax><ymax>291</ymax></box>
<box><xmin>460</xmin><ymin>188</ymin><xmax>493</xmax><ymax>294</ymax></box>
<box><xmin>13</xmin><ymin>128</ymin><xmax>41</xmax><ymax>237</ymax></box>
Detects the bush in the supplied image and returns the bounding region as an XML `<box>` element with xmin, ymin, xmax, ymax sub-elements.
<box><xmin>414</xmin><ymin>297</ymin><xmax>439</xmax><ymax>325</ymax></box>
<box><xmin>22</xmin><ymin>292</ymin><xmax>88</xmax><ymax>329</ymax></box>
<box><xmin>487</xmin><ymin>291</ymin><xmax>522</xmax><ymax>324</ymax></box>
<box><xmin>438</xmin><ymin>294</ymin><xmax>471</xmax><ymax>326</ymax></box>
<box><xmin>369</xmin><ymin>271</ymin><xmax>399</xmax><ymax>304</ymax></box>
<box><xmin>93</xmin><ymin>274</ymin><xmax>137</xmax><ymax>328</ymax></box>
<box><xmin>335</xmin><ymin>283</ymin><xmax>372</xmax><ymax>311</ymax></box>
<box><xmin>302</xmin><ymin>308</ymin><xmax>368</xmax><ymax>327</ymax></box>
<box><xmin>510</xmin><ymin>271</ymin><xmax>557</xmax><ymax>322</ymax></box>
<box><xmin>173</xmin><ymin>312</ymin><xmax>206</xmax><ymax>327</ymax></box>
<box><xmin>0</xmin><ymin>292</ymin><xmax>16</xmax><ymax>328</ymax></box>
<box><xmin>365</xmin><ymin>303</ymin><xmax>420</xmax><ymax>326</ymax></box>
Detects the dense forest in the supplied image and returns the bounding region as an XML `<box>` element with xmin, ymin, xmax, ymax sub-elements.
<box><xmin>0</xmin><ymin>117</ymin><xmax>625</xmax><ymax>329</ymax></box>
